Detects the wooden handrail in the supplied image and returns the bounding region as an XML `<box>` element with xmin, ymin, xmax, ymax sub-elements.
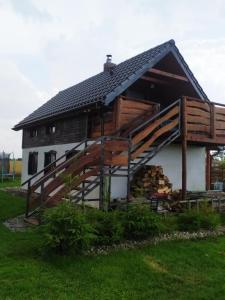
<box><xmin>28</xmin><ymin>135</ymin><xmax>129</xmax><ymax>192</ymax></box>
<box><xmin>211</xmin><ymin>101</ymin><xmax>225</xmax><ymax>108</ymax></box>
<box><xmin>132</xmin><ymin>105</ymin><xmax>179</xmax><ymax>145</ymax></box>
<box><xmin>185</xmin><ymin>96</ymin><xmax>222</xmax><ymax>139</ymax></box>
<box><xmin>131</xmin><ymin>117</ymin><xmax>179</xmax><ymax>159</ymax></box>
<box><xmin>130</xmin><ymin>98</ymin><xmax>181</xmax><ymax>136</ymax></box>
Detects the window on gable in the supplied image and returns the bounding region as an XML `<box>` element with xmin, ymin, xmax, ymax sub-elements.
<box><xmin>46</xmin><ymin>124</ymin><xmax>56</xmax><ymax>135</ymax></box>
<box><xmin>44</xmin><ymin>151</ymin><xmax>57</xmax><ymax>174</ymax></box>
<box><xmin>28</xmin><ymin>152</ymin><xmax>38</xmax><ymax>175</ymax></box>
<box><xmin>30</xmin><ymin>128</ymin><xmax>38</xmax><ymax>138</ymax></box>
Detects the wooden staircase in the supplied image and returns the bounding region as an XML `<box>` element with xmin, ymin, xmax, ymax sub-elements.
<box><xmin>23</xmin><ymin>99</ymin><xmax>181</xmax><ymax>217</ymax></box>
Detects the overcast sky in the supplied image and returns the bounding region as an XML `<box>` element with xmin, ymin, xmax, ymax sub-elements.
<box><xmin>1</xmin><ymin>0</ymin><xmax>225</xmax><ymax>157</ymax></box>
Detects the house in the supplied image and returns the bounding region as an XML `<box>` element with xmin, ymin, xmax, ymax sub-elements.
<box><xmin>13</xmin><ymin>39</ymin><xmax>225</xmax><ymax>217</ymax></box>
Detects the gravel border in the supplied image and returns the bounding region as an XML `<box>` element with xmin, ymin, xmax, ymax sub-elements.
<box><xmin>85</xmin><ymin>227</ymin><xmax>225</xmax><ymax>255</ymax></box>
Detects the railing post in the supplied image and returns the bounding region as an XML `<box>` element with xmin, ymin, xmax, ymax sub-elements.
<box><xmin>108</xmin><ymin>165</ymin><xmax>112</xmax><ymax>210</ymax></box>
<box><xmin>127</xmin><ymin>136</ymin><xmax>132</xmax><ymax>202</ymax></box>
<box><xmin>206</xmin><ymin>148</ymin><xmax>211</xmax><ymax>190</ymax></box>
<box><xmin>181</xmin><ymin>96</ymin><xmax>187</xmax><ymax>202</ymax></box>
<box><xmin>210</xmin><ymin>103</ymin><xmax>215</xmax><ymax>139</ymax></box>
<box><xmin>99</xmin><ymin>137</ymin><xmax>105</xmax><ymax>210</ymax></box>
<box><xmin>40</xmin><ymin>182</ymin><xmax>44</xmax><ymax>206</ymax></box>
<box><xmin>82</xmin><ymin>140</ymin><xmax>88</xmax><ymax>205</ymax></box>
<box><xmin>25</xmin><ymin>180</ymin><xmax>31</xmax><ymax>218</ymax></box>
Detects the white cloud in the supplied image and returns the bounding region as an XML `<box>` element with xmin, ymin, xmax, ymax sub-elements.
<box><xmin>0</xmin><ymin>60</ymin><xmax>46</xmax><ymax>157</ymax></box>
<box><xmin>181</xmin><ymin>39</ymin><xmax>225</xmax><ymax>102</ymax></box>
<box><xmin>0</xmin><ymin>0</ymin><xmax>225</xmax><ymax>157</ymax></box>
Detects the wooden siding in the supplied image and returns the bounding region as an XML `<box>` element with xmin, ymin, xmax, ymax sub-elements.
<box><xmin>22</xmin><ymin>115</ymin><xmax>87</xmax><ymax>148</ymax></box>
<box><xmin>185</xmin><ymin>97</ymin><xmax>225</xmax><ymax>145</ymax></box>
<box><xmin>115</xmin><ymin>96</ymin><xmax>159</xmax><ymax>128</ymax></box>
<box><xmin>91</xmin><ymin>96</ymin><xmax>159</xmax><ymax>138</ymax></box>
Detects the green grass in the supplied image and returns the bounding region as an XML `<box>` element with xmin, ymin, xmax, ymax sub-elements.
<box><xmin>0</xmin><ymin>176</ymin><xmax>21</xmax><ymax>188</ymax></box>
<box><xmin>1</xmin><ymin>189</ymin><xmax>225</xmax><ymax>299</ymax></box>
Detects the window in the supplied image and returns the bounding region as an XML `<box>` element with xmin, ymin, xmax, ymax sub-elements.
<box><xmin>28</xmin><ymin>152</ymin><xmax>38</xmax><ymax>175</ymax></box>
<box><xmin>46</xmin><ymin>124</ymin><xmax>56</xmax><ymax>135</ymax></box>
<box><xmin>30</xmin><ymin>128</ymin><xmax>38</xmax><ymax>137</ymax></box>
<box><xmin>44</xmin><ymin>151</ymin><xmax>56</xmax><ymax>174</ymax></box>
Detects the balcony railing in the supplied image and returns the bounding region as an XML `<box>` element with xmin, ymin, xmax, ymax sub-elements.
<box><xmin>184</xmin><ymin>96</ymin><xmax>225</xmax><ymax>144</ymax></box>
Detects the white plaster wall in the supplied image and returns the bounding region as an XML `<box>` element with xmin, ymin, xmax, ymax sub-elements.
<box><xmin>22</xmin><ymin>142</ymin><xmax>89</xmax><ymax>186</ymax></box>
<box><xmin>149</xmin><ymin>144</ymin><xmax>206</xmax><ymax>191</ymax></box>
<box><xmin>22</xmin><ymin>143</ymin><xmax>206</xmax><ymax>200</ymax></box>
<box><xmin>110</xmin><ymin>144</ymin><xmax>206</xmax><ymax>198</ymax></box>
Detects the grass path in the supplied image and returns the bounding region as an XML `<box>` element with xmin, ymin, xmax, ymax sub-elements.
<box><xmin>1</xmin><ymin>189</ymin><xmax>225</xmax><ymax>299</ymax></box>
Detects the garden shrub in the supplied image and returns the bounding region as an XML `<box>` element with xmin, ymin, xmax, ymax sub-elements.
<box><xmin>122</xmin><ymin>204</ymin><xmax>164</xmax><ymax>239</ymax></box>
<box><xmin>86</xmin><ymin>208</ymin><xmax>124</xmax><ymax>245</ymax></box>
<box><xmin>160</xmin><ymin>214</ymin><xmax>179</xmax><ymax>233</ymax></box>
<box><xmin>40</xmin><ymin>202</ymin><xmax>95</xmax><ymax>254</ymax></box>
<box><xmin>177</xmin><ymin>204</ymin><xmax>221</xmax><ymax>232</ymax></box>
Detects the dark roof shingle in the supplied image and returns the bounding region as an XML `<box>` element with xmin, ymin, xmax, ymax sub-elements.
<box><xmin>14</xmin><ymin>39</ymin><xmax>207</xmax><ymax>130</ymax></box>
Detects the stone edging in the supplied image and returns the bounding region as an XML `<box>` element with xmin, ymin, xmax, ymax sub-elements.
<box><xmin>85</xmin><ymin>227</ymin><xmax>225</xmax><ymax>255</ymax></box>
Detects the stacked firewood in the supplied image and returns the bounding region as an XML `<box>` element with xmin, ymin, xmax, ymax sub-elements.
<box><xmin>131</xmin><ymin>165</ymin><xmax>172</xmax><ymax>197</ymax></box>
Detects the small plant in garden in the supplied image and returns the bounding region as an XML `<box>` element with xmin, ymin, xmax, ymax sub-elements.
<box><xmin>40</xmin><ymin>202</ymin><xmax>95</xmax><ymax>254</ymax></box>
<box><xmin>123</xmin><ymin>203</ymin><xmax>164</xmax><ymax>239</ymax></box>
<box><xmin>177</xmin><ymin>202</ymin><xmax>221</xmax><ymax>232</ymax></box>
<box><xmin>86</xmin><ymin>208</ymin><xmax>124</xmax><ymax>245</ymax></box>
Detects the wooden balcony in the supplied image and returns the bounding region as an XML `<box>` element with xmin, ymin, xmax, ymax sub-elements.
<box><xmin>184</xmin><ymin>96</ymin><xmax>225</xmax><ymax>145</ymax></box>
<box><xmin>90</xmin><ymin>96</ymin><xmax>160</xmax><ymax>138</ymax></box>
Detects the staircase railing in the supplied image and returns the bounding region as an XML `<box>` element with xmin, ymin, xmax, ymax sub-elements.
<box><xmin>24</xmin><ymin>98</ymin><xmax>181</xmax><ymax>217</ymax></box>
<box><xmin>93</xmin><ymin>99</ymin><xmax>181</xmax><ymax>201</ymax></box>
<box><xmin>23</xmin><ymin>137</ymin><xmax>102</xmax><ymax>217</ymax></box>
<box><xmin>24</xmin><ymin>135</ymin><xmax>129</xmax><ymax>217</ymax></box>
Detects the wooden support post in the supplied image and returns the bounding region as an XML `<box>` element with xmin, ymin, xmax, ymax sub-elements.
<box><xmin>99</xmin><ymin>106</ymin><xmax>105</xmax><ymax>210</ymax></box>
<box><xmin>99</xmin><ymin>137</ymin><xmax>104</xmax><ymax>210</ymax></box>
<box><xmin>108</xmin><ymin>165</ymin><xmax>112</xmax><ymax>210</ymax></box>
<box><xmin>25</xmin><ymin>180</ymin><xmax>31</xmax><ymax>218</ymax></box>
<box><xmin>40</xmin><ymin>182</ymin><xmax>44</xmax><ymax>205</ymax></box>
<box><xmin>181</xmin><ymin>97</ymin><xmax>187</xmax><ymax>202</ymax></box>
<box><xmin>206</xmin><ymin>148</ymin><xmax>211</xmax><ymax>190</ymax></box>
<box><xmin>210</xmin><ymin>103</ymin><xmax>215</xmax><ymax>139</ymax></box>
<box><xmin>127</xmin><ymin>137</ymin><xmax>132</xmax><ymax>202</ymax></box>
<box><xmin>82</xmin><ymin>139</ymin><xmax>88</xmax><ymax>206</ymax></box>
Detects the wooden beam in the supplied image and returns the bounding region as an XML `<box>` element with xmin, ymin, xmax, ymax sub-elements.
<box><xmin>141</xmin><ymin>75</ymin><xmax>170</xmax><ymax>86</ymax></box>
<box><xmin>149</xmin><ymin>68</ymin><xmax>189</xmax><ymax>82</ymax></box>
<box><xmin>206</xmin><ymin>149</ymin><xmax>211</xmax><ymax>190</ymax></box>
<box><xmin>181</xmin><ymin>97</ymin><xmax>187</xmax><ymax>202</ymax></box>
<box><xmin>210</xmin><ymin>103</ymin><xmax>215</xmax><ymax>139</ymax></box>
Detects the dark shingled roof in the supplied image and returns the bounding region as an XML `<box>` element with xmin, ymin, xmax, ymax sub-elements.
<box><xmin>14</xmin><ymin>39</ymin><xmax>208</xmax><ymax>130</ymax></box>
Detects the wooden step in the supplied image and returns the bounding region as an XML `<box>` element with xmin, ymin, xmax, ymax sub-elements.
<box><xmin>24</xmin><ymin>217</ymin><xmax>40</xmax><ymax>226</ymax></box>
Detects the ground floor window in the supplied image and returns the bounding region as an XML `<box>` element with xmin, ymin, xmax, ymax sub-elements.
<box><xmin>28</xmin><ymin>152</ymin><xmax>38</xmax><ymax>175</ymax></box>
<box><xmin>44</xmin><ymin>151</ymin><xmax>57</xmax><ymax>174</ymax></box>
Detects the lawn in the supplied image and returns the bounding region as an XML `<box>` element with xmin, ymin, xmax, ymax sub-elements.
<box><xmin>1</xmin><ymin>189</ymin><xmax>225</xmax><ymax>299</ymax></box>
<box><xmin>0</xmin><ymin>176</ymin><xmax>21</xmax><ymax>188</ymax></box>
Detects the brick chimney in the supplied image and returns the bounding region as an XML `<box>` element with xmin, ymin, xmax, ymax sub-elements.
<box><xmin>103</xmin><ymin>54</ymin><xmax>116</xmax><ymax>74</ymax></box>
